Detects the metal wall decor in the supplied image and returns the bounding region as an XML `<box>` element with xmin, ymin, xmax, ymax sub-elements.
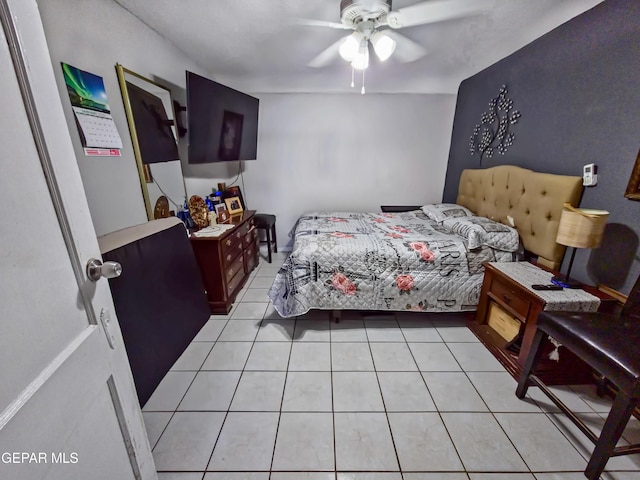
<box><xmin>469</xmin><ymin>85</ymin><xmax>521</xmax><ymax>163</ymax></box>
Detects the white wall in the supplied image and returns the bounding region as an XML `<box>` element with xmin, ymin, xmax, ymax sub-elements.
<box><xmin>37</xmin><ymin>0</ymin><xmax>457</xmax><ymax>240</ymax></box>
<box><xmin>37</xmin><ymin>0</ymin><xmax>206</xmax><ymax>235</ymax></box>
<box><xmin>186</xmin><ymin>93</ymin><xmax>457</xmax><ymax>249</ymax></box>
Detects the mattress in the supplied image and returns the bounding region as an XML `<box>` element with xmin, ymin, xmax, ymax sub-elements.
<box><xmin>268</xmin><ymin>211</ymin><xmax>516</xmax><ymax>317</ymax></box>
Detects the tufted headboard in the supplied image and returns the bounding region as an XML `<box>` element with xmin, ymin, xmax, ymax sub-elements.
<box><xmin>456</xmin><ymin>165</ymin><xmax>583</xmax><ymax>270</ymax></box>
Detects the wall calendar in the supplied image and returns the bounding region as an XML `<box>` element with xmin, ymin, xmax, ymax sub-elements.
<box><xmin>62</xmin><ymin>62</ymin><xmax>123</xmax><ymax>151</ymax></box>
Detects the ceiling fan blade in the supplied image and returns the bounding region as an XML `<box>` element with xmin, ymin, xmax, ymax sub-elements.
<box><xmin>385</xmin><ymin>30</ymin><xmax>427</xmax><ymax>63</ymax></box>
<box><xmin>308</xmin><ymin>37</ymin><xmax>347</xmax><ymax>68</ymax></box>
<box><xmin>296</xmin><ymin>18</ymin><xmax>351</xmax><ymax>30</ymax></box>
<box><xmin>386</xmin><ymin>0</ymin><xmax>484</xmax><ymax>29</ymax></box>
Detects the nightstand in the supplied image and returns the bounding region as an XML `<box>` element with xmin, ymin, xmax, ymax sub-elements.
<box><xmin>469</xmin><ymin>261</ymin><xmax>618</xmax><ymax>385</ymax></box>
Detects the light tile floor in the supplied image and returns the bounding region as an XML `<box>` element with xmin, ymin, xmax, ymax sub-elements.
<box><xmin>143</xmin><ymin>250</ymin><xmax>640</xmax><ymax>480</ymax></box>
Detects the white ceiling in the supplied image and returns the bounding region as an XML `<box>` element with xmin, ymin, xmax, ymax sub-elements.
<box><xmin>112</xmin><ymin>0</ymin><xmax>603</xmax><ymax>94</ymax></box>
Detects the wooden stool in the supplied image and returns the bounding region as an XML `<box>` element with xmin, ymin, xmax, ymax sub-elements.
<box><xmin>254</xmin><ymin>213</ymin><xmax>277</xmax><ymax>263</ymax></box>
<box><xmin>516</xmin><ymin>274</ymin><xmax>640</xmax><ymax>480</ymax></box>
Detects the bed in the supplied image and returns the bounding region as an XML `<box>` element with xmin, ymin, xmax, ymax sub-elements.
<box><xmin>268</xmin><ymin>165</ymin><xmax>583</xmax><ymax>318</ymax></box>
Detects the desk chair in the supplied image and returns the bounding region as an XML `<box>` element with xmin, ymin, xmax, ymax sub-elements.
<box><xmin>254</xmin><ymin>213</ymin><xmax>277</xmax><ymax>263</ymax></box>
<box><xmin>516</xmin><ymin>274</ymin><xmax>640</xmax><ymax>480</ymax></box>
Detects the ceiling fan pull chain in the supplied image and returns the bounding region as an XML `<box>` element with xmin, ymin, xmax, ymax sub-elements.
<box><xmin>351</xmin><ymin>66</ymin><xmax>355</xmax><ymax>88</ymax></box>
<box><xmin>361</xmin><ymin>68</ymin><xmax>366</xmax><ymax>95</ymax></box>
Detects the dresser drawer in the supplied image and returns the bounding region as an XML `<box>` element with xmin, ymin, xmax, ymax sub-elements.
<box><xmin>244</xmin><ymin>240</ymin><xmax>259</xmax><ymax>273</ymax></box>
<box><xmin>225</xmin><ymin>254</ymin><xmax>244</xmax><ymax>285</ymax></box>
<box><xmin>221</xmin><ymin>237</ymin><xmax>243</xmax><ymax>267</ymax></box>
<box><xmin>490</xmin><ymin>276</ymin><xmax>531</xmax><ymax>319</ymax></box>
<box><xmin>242</xmin><ymin>226</ymin><xmax>258</xmax><ymax>248</ymax></box>
<box><xmin>226</xmin><ymin>258</ymin><xmax>246</xmax><ymax>295</ymax></box>
<box><xmin>230</xmin><ymin>221</ymin><xmax>250</xmax><ymax>241</ymax></box>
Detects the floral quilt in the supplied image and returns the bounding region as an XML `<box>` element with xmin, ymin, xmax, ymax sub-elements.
<box><xmin>268</xmin><ymin>211</ymin><xmax>516</xmax><ymax>318</ymax></box>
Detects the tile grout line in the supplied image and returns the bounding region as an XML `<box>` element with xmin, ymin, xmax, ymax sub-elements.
<box><xmin>366</xmin><ymin>313</ymin><xmax>405</xmax><ymax>477</ymax></box>
<box><xmin>267</xmin><ymin>304</ymin><xmax>295</xmax><ymax>478</ymax></box>
<box><xmin>403</xmin><ymin>313</ymin><xmax>469</xmax><ymax>475</ymax></box>
<box><xmin>146</xmin><ymin>316</ymin><xmax>230</xmax><ymax>458</ymax></box>
<box><xmin>330</xmin><ymin>318</ymin><xmax>338</xmax><ymax>480</ymax></box>
<box><xmin>200</xmin><ymin>311</ymin><xmax>259</xmax><ymax>474</ymax></box>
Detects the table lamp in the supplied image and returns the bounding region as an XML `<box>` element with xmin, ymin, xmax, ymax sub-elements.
<box><xmin>551</xmin><ymin>203</ymin><xmax>609</xmax><ymax>288</ymax></box>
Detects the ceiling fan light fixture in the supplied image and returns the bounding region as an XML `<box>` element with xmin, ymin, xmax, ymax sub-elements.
<box><xmin>338</xmin><ymin>32</ymin><xmax>361</xmax><ymax>61</ymax></box>
<box><xmin>371</xmin><ymin>31</ymin><xmax>396</xmax><ymax>61</ymax></box>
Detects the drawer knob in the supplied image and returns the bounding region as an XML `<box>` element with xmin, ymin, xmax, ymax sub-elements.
<box><xmin>502</xmin><ymin>294</ymin><xmax>512</xmax><ymax>303</ymax></box>
<box><xmin>226</xmin><ymin>239</ymin><xmax>232</xmax><ymax>246</ymax></box>
<box><xmin>226</xmin><ymin>254</ymin><xmax>232</xmax><ymax>262</ymax></box>
<box><xmin>228</xmin><ymin>268</ymin><xmax>234</xmax><ymax>277</ymax></box>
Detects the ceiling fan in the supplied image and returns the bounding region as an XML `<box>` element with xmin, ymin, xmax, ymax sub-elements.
<box><xmin>302</xmin><ymin>0</ymin><xmax>483</xmax><ymax>89</ymax></box>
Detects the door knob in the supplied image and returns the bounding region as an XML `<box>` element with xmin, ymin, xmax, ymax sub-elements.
<box><xmin>86</xmin><ymin>258</ymin><xmax>122</xmax><ymax>282</ymax></box>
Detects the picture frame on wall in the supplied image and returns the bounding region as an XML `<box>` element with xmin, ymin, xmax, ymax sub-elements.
<box><xmin>625</xmin><ymin>149</ymin><xmax>640</xmax><ymax>200</ymax></box>
<box><xmin>225</xmin><ymin>196</ymin><xmax>244</xmax><ymax>215</ymax></box>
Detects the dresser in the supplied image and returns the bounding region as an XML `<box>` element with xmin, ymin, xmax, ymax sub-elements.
<box><xmin>190</xmin><ymin>210</ymin><xmax>259</xmax><ymax>314</ymax></box>
<box><xmin>470</xmin><ymin>261</ymin><xmax>617</xmax><ymax>385</ymax></box>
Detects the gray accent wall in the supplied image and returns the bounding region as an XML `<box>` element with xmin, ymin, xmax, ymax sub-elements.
<box><xmin>443</xmin><ymin>0</ymin><xmax>640</xmax><ymax>295</ymax></box>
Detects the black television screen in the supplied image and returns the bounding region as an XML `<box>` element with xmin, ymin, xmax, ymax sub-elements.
<box><xmin>186</xmin><ymin>71</ymin><xmax>259</xmax><ymax>163</ymax></box>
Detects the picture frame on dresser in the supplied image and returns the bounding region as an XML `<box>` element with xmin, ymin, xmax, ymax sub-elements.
<box><xmin>217</xmin><ymin>205</ymin><xmax>229</xmax><ymax>224</ymax></box>
<box><xmin>223</xmin><ymin>185</ymin><xmax>245</xmax><ymax>209</ymax></box>
<box><xmin>225</xmin><ymin>196</ymin><xmax>243</xmax><ymax>215</ymax></box>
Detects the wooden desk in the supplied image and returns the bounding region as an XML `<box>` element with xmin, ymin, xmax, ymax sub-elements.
<box><xmin>470</xmin><ymin>261</ymin><xmax>618</xmax><ymax>385</ymax></box>
<box><xmin>190</xmin><ymin>210</ymin><xmax>259</xmax><ymax>314</ymax></box>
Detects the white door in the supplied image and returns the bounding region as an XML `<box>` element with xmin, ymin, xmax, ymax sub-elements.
<box><xmin>0</xmin><ymin>1</ymin><xmax>156</xmax><ymax>479</ymax></box>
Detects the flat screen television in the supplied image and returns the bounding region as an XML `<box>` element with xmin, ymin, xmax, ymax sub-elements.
<box><xmin>186</xmin><ymin>71</ymin><xmax>259</xmax><ymax>164</ymax></box>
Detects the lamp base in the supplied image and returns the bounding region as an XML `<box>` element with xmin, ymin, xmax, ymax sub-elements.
<box><xmin>551</xmin><ymin>276</ymin><xmax>582</xmax><ymax>289</ymax></box>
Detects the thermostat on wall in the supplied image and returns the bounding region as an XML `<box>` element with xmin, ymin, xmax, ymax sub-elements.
<box><xmin>583</xmin><ymin>163</ymin><xmax>598</xmax><ymax>186</ymax></box>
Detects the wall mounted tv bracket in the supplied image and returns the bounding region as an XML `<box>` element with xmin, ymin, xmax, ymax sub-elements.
<box><xmin>172</xmin><ymin>100</ymin><xmax>187</xmax><ymax>137</ymax></box>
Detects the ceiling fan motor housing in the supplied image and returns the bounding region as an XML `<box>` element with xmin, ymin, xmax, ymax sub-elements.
<box><xmin>340</xmin><ymin>0</ymin><xmax>392</xmax><ymax>27</ymax></box>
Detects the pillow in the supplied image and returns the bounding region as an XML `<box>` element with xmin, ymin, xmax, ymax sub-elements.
<box><xmin>421</xmin><ymin>203</ymin><xmax>474</xmax><ymax>222</ymax></box>
<box><xmin>442</xmin><ymin>216</ymin><xmax>520</xmax><ymax>252</ymax></box>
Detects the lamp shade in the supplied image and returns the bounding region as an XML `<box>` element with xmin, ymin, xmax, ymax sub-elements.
<box><xmin>339</xmin><ymin>32</ymin><xmax>361</xmax><ymax>61</ymax></box>
<box><xmin>556</xmin><ymin>204</ymin><xmax>609</xmax><ymax>249</ymax></box>
<box><xmin>371</xmin><ymin>31</ymin><xmax>396</xmax><ymax>61</ymax></box>
<box><xmin>351</xmin><ymin>42</ymin><xmax>369</xmax><ymax>70</ymax></box>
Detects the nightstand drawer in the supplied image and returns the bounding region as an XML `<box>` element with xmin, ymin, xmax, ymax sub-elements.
<box><xmin>490</xmin><ymin>276</ymin><xmax>531</xmax><ymax>319</ymax></box>
<box><xmin>472</xmin><ymin>261</ymin><xmax>610</xmax><ymax>386</ymax></box>
<box><xmin>487</xmin><ymin>302</ymin><xmax>521</xmax><ymax>341</ymax></box>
